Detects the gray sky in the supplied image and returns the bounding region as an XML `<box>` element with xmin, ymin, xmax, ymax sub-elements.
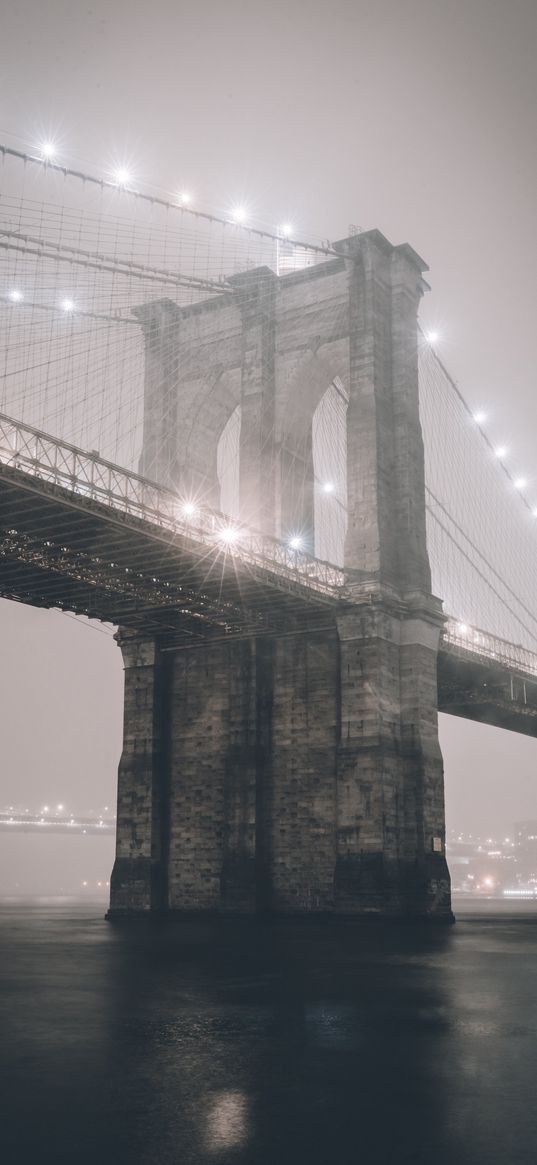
<box><xmin>0</xmin><ymin>0</ymin><xmax>536</xmax><ymax>839</ymax></box>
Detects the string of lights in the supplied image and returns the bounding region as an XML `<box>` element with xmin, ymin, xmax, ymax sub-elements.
<box><xmin>1</xmin><ymin>145</ymin><xmax>535</xmax><ymax>656</ymax></box>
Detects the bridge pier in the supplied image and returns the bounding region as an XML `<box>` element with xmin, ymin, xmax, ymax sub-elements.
<box><xmin>109</xmin><ymin>635</ymin><xmax>170</xmax><ymax>913</ymax></box>
<box><xmin>334</xmin><ymin>596</ymin><xmax>450</xmax><ymax>917</ymax></box>
<box><xmin>108</xmin><ymin>601</ymin><xmax>451</xmax><ymax>919</ymax></box>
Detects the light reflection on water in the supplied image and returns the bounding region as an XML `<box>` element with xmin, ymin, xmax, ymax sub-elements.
<box><xmin>2</xmin><ymin>900</ymin><xmax>537</xmax><ymax>1165</ymax></box>
<box><xmin>206</xmin><ymin>1090</ymin><xmax>249</xmax><ymax>1152</ymax></box>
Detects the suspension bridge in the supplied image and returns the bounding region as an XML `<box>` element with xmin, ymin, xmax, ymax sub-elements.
<box><xmin>1</xmin><ymin>144</ymin><xmax>536</xmax><ymax>919</ymax></box>
<box><xmin>0</xmin><ymin>807</ymin><xmax>115</xmax><ymax>835</ymax></box>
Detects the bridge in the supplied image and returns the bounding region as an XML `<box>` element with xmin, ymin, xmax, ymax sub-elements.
<box><xmin>1</xmin><ymin>145</ymin><xmax>536</xmax><ymax>919</ymax></box>
<box><xmin>0</xmin><ymin>807</ymin><xmax>115</xmax><ymax>835</ymax></box>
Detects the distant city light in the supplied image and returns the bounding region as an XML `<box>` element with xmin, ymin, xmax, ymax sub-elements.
<box><xmin>425</xmin><ymin>330</ymin><xmax>439</xmax><ymax>344</ymax></box>
<box><xmin>113</xmin><ymin>167</ymin><xmax>132</xmax><ymax>187</ymax></box>
<box><xmin>322</xmin><ymin>481</ymin><xmax>335</xmax><ymax>494</ymax></box>
<box><xmin>473</xmin><ymin>411</ymin><xmax>486</xmax><ymax>425</ymax></box>
<box><xmin>40</xmin><ymin>141</ymin><xmax>56</xmax><ymax>160</ymax></box>
<box><xmin>57</xmin><ymin>804</ymin><xmax>64</xmax><ymax>812</ymax></box>
<box><xmin>43</xmin><ymin>806</ymin><xmax>49</xmax><ymax>813</ymax></box>
<box><xmin>8</xmin><ymin>289</ymin><xmax>23</xmax><ymax>302</ymax></box>
<box><xmin>514</xmin><ymin>477</ymin><xmax>527</xmax><ymax>490</ymax></box>
<box><xmin>61</xmin><ymin>298</ymin><xmax>75</xmax><ymax>313</ymax></box>
<box><xmin>289</xmin><ymin>536</ymin><xmax>302</xmax><ymax>550</ymax></box>
<box><xmin>494</xmin><ymin>446</ymin><xmax>508</xmax><ymax>459</ymax></box>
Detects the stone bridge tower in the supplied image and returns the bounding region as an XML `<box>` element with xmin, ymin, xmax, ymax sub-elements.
<box><xmin>108</xmin><ymin>229</ymin><xmax>452</xmax><ymax>920</ymax></box>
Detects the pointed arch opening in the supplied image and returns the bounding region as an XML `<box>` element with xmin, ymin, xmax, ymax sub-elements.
<box><xmin>216</xmin><ymin>404</ymin><xmax>242</xmax><ymax>520</ymax></box>
<box><xmin>312</xmin><ymin>377</ymin><xmax>348</xmax><ymax>565</ymax></box>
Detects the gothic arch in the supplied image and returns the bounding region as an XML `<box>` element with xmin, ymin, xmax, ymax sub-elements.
<box><xmin>216</xmin><ymin>403</ymin><xmax>241</xmax><ymax>519</ymax></box>
<box><xmin>175</xmin><ymin>367</ymin><xmax>242</xmax><ymax>506</ymax></box>
<box><xmin>279</xmin><ymin>348</ymin><xmax>349</xmax><ymax>557</ymax></box>
<box><xmin>312</xmin><ymin>379</ymin><xmax>348</xmax><ymax>565</ymax></box>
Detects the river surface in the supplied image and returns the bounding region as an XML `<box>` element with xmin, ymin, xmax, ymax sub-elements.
<box><xmin>1</xmin><ymin>899</ymin><xmax>537</xmax><ymax>1164</ymax></box>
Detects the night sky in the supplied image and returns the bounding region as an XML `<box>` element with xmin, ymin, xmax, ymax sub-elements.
<box><xmin>1</xmin><ymin>0</ymin><xmax>536</xmax><ymax>853</ymax></box>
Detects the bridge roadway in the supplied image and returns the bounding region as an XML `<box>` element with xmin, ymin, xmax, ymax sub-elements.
<box><xmin>0</xmin><ymin>412</ymin><xmax>536</xmax><ymax>738</ymax></box>
<box><xmin>0</xmin><ymin>811</ymin><xmax>115</xmax><ymax>835</ymax></box>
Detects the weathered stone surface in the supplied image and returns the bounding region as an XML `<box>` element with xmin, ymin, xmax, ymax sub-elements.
<box><xmin>107</xmin><ymin>634</ymin><xmax>170</xmax><ymax>915</ymax></box>
<box><xmin>108</xmin><ymin>229</ymin><xmax>453</xmax><ymax>920</ymax></box>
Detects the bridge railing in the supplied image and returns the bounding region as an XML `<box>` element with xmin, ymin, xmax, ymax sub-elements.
<box><xmin>2</xmin><ymin>413</ymin><xmax>536</xmax><ymax>654</ymax></box>
<box><xmin>442</xmin><ymin>618</ymin><xmax>537</xmax><ymax>680</ymax></box>
<box><xmin>0</xmin><ymin>412</ymin><xmax>347</xmax><ymax>600</ymax></box>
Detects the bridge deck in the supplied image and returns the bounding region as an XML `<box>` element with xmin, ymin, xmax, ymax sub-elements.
<box><xmin>438</xmin><ymin>639</ymin><xmax>537</xmax><ymax>738</ymax></box>
<box><xmin>0</xmin><ymin>447</ymin><xmax>346</xmax><ymax>644</ymax></box>
<box><xmin>0</xmin><ymin>411</ymin><xmax>536</xmax><ymax>737</ymax></box>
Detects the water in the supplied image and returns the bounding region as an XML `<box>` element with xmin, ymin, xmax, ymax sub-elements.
<box><xmin>2</xmin><ymin>900</ymin><xmax>537</xmax><ymax>1164</ymax></box>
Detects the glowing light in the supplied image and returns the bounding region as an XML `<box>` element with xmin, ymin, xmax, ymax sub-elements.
<box><xmin>322</xmin><ymin>481</ymin><xmax>335</xmax><ymax>494</ymax></box>
<box><xmin>113</xmin><ymin>167</ymin><xmax>132</xmax><ymax>187</ymax></box>
<box><xmin>182</xmin><ymin>501</ymin><xmax>197</xmax><ymax>518</ymax></box>
<box><xmin>61</xmin><ymin>298</ymin><xmax>75</xmax><ymax>313</ymax></box>
<box><xmin>40</xmin><ymin>141</ymin><xmax>56</xmax><ymax>160</ymax></box>
<box><xmin>230</xmin><ymin>205</ymin><xmax>248</xmax><ymax>224</ymax></box>
<box><xmin>57</xmin><ymin>804</ymin><xmax>64</xmax><ymax>812</ymax></box>
<box><xmin>425</xmin><ymin>330</ymin><xmax>439</xmax><ymax>344</ymax></box>
<box><xmin>483</xmin><ymin>877</ymin><xmax>494</xmax><ymax>888</ymax></box>
<box><xmin>178</xmin><ymin>191</ymin><xmax>191</xmax><ymax>205</ymax></box>
<box><xmin>532</xmin><ymin>508</ymin><xmax>537</xmax><ymax>518</ymax></box>
<box><xmin>457</xmin><ymin>623</ymin><xmax>468</xmax><ymax>635</ymax></box>
<box><xmin>218</xmin><ymin>526</ymin><xmax>239</xmax><ymax>544</ymax></box>
<box><xmin>289</xmin><ymin>536</ymin><xmax>302</xmax><ymax>550</ymax></box>
<box><xmin>494</xmin><ymin>446</ymin><xmax>508</xmax><ymax>459</ymax></box>
<box><xmin>82</xmin><ymin>881</ymin><xmax>88</xmax><ymax>887</ymax></box>
<box><xmin>279</xmin><ymin>223</ymin><xmax>293</xmax><ymax>238</ymax></box>
<box><xmin>514</xmin><ymin>477</ymin><xmax>527</xmax><ymax>490</ymax></box>
<box><xmin>43</xmin><ymin>806</ymin><xmax>49</xmax><ymax>813</ymax></box>
<box><xmin>8</xmin><ymin>289</ymin><xmax>23</xmax><ymax>303</ymax></box>
<box><xmin>473</xmin><ymin>411</ymin><xmax>486</xmax><ymax>425</ymax></box>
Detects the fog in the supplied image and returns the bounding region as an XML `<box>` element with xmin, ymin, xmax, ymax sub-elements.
<box><xmin>1</xmin><ymin>0</ymin><xmax>536</xmax><ymax>892</ymax></box>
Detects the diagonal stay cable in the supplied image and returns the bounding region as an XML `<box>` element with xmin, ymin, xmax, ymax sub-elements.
<box><xmin>426</xmin><ymin>504</ymin><xmax>537</xmax><ymax>647</ymax></box>
<box><xmin>426</xmin><ymin>487</ymin><xmax>537</xmax><ymax>633</ymax></box>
